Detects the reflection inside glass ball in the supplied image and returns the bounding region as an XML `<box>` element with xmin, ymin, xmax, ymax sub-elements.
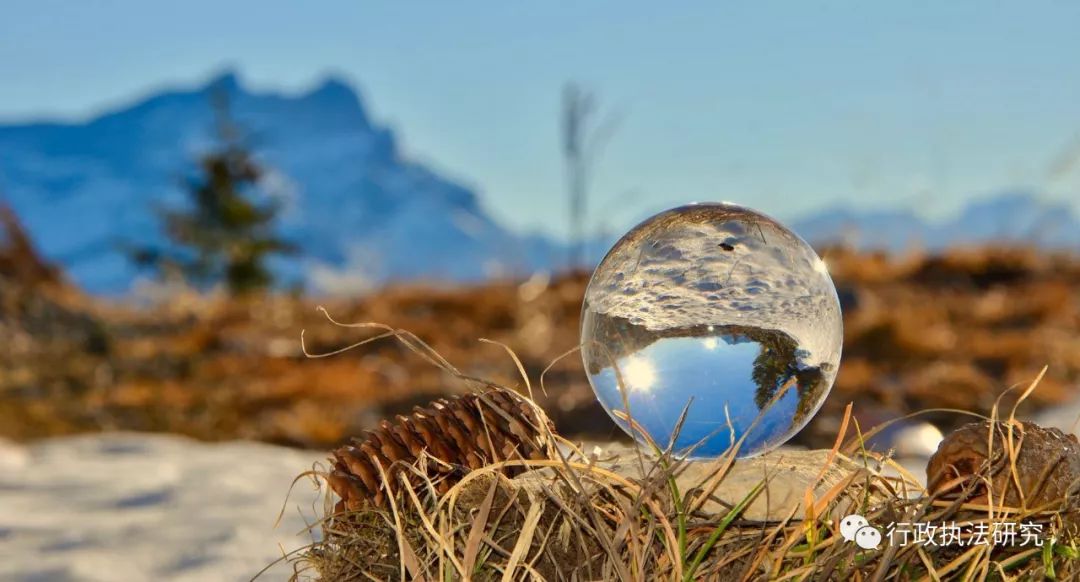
<box><xmin>581</xmin><ymin>203</ymin><xmax>843</xmax><ymax>459</ymax></box>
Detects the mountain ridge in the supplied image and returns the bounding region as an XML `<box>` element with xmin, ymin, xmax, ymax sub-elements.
<box><xmin>791</xmin><ymin>191</ymin><xmax>1080</xmax><ymax>251</ymax></box>
<box><xmin>0</xmin><ymin>71</ymin><xmax>1076</xmax><ymax>294</ymax></box>
<box><xmin>0</xmin><ymin>70</ymin><xmax>558</xmax><ymax>294</ymax></box>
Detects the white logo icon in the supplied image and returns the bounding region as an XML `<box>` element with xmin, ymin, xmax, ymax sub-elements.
<box><xmin>840</xmin><ymin>514</ymin><xmax>881</xmax><ymax>549</ymax></box>
<box><xmin>855</xmin><ymin>526</ymin><xmax>882</xmax><ymax>549</ymax></box>
<box><xmin>840</xmin><ymin>514</ymin><xmax>869</xmax><ymax>541</ymax></box>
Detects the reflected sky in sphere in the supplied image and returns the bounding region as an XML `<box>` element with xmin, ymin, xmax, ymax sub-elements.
<box><xmin>589</xmin><ymin>334</ymin><xmax>802</xmax><ymax>458</ymax></box>
<box><xmin>581</xmin><ymin>203</ymin><xmax>843</xmax><ymax>459</ymax></box>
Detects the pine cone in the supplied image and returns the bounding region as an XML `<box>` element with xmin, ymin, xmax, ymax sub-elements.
<box><xmin>926</xmin><ymin>420</ymin><xmax>1080</xmax><ymax>510</ymax></box>
<box><xmin>327</xmin><ymin>389</ymin><xmax>556</xmax><ymax>511</ymax></box>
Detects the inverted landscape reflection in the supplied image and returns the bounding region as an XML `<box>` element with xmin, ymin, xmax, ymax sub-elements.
<box><xmin>586</xmin><ymin>325</ymin><xmax>828</xmax><ymax>458</ymax></box>
<box><xmin>580</xmin><ymin>203</ymin><xmax>843</xmax><ymax>458</ymax></box>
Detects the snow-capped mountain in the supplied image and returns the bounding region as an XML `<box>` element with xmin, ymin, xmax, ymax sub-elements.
<box><xmin>0</xmin><ymin>71</ymin><xmax>1075</xmax><ymax>295</ymax></box>
<box><xmin>0</xmin><ymin>71</ymin><xmax>562</xmax><ymax>294</ymax></box>
<box><xmin>791</xmin><ymin>192</ymin><xmax>1080</xmax><ymax>252</ymax></box>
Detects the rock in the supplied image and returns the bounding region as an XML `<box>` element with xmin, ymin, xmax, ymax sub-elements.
<box><xmin>926</xmin><ymin>420</ymin><xmax>1080</xmax><ymax>513</ymax></box>
<box><xmin>601</xmin><ymin>448</ymin><xmax>890</xmax><ymax>523</ymax></box>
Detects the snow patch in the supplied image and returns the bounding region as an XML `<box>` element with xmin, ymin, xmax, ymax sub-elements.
<box><xmin>0</xmin><ymin>433</ymin><xmax>326</xmax><ymax>582</ymax></box>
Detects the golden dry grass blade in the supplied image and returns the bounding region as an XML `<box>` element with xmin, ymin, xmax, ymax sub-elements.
<box><xmin>479</xmin><ymin>337</ymin><xmax>534</xmax><ymax>401</ymax></box>
<box><xmin>462</xmin><ymin>474</ymin><xmax>500</xmax><ymax>576</ymax></box>
<box><xmin>500</xmin><ymin>501</ymin><xmax>544</xmax><ymax>582</ymax></box>
<box><xmin>915</xmin><ymin>545</ymin><xmax>943</xmax><ymax>582</ymax></box>
<box><xmin>399</xmin><ymin>473</ymin><xmax>465</xmax><ymax>578</ymax></box>
<box><xmin>373</xmin><ymin>461</ymin><xmax>424</xmax><ymax>581</ymax></box>
<box><xmin>841</xmin><ymin>407</ymin><xmax>988</xmax><ymax>456</ymax></box>
<box><xmin>293</xmin><ymin>317</ymin><xmax>1080</xmax><ymax>581</ymax></box>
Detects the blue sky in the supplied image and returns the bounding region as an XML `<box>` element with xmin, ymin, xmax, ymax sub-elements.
<box><xmin>3</xmin><ymin>1</ymin><xmax>1079</xmax><ymax>239</ymax></box>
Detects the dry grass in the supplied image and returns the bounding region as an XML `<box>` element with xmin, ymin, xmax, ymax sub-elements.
<box><xmin>2</xmin><ymin>246</ymin><xmax>1078</xmax><ymax>452</ymax></box>
<box><xmin>290</xmin><ymin>447</ymin><xmax>1079</xmax><ymax>581</ymax></box>
<box><xmin>273</xmin><ymin>321</ymin><xmax>1080</xmax><ymax>582</ymax></box>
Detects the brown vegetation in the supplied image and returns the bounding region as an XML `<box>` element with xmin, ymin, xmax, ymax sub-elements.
<box><xmin>291</xmin><ymin>385</ymin><xmax>1080</xmax><ymax>581</ymax></box>
<box><xmin>1</xmin><ymin>237</ymin><xmax>1078</xmax><ymax>450</ymax></box>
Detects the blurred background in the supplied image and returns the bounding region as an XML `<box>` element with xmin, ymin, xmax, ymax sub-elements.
<box><xmin>1</xmin><ymin>2</ymin><xmax>1078</xmax><ymax>580</ymax></box>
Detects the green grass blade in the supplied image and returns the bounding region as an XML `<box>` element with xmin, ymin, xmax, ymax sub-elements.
<box><xmin>683</xmin><ymin>480</ymin><xmax>765</xmax><ymax>581</ymax></box>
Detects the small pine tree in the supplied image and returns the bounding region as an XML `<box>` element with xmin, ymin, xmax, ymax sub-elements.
<box><xmin>132</xmin><ymin>96</ymin><xmax>295</xmax><ymax>294</ymax></box>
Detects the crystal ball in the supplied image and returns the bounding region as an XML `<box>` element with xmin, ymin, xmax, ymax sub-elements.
<box><xmin>580</xmin><ymin>203</ymin><xmax>843</xmax><ymax>459</ymax></box>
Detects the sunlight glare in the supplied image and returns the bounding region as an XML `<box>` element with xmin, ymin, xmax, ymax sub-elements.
<box><xmin>622</xmin><ymin>355</ymin><xmax>657</xmax><ymax>392</ymax></box>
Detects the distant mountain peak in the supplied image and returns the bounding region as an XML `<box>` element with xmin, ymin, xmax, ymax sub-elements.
<box><xmin>300</xmin><ymin>76</ymin><xmax>368</xmax><ymax>124</ymax></box>
<box><xmin>792</xmin><ymin>191</ymin><xmax>1079</xmax><ymax>251</ymax></box>
<box><xmin>198</xmin><ymin>69</ymin><xmax>366</xmax><ymax>116</ymax></box>
<box><xmin>307</xmin><ymin>75</ymin><xmax>356</xmax><ymax>99</ymax></box>
<box><xmin>0</xmin><ymin>69</ymin><xmax>553</xmax><ymax>294</ymax></box>
<box><xmin>0</xmin><ymin>70</ymin><xmax>1074</xmax><ymax>295</ymax></box>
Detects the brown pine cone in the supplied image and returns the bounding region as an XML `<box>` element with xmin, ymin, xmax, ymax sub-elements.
<box><xmin>327</xmin><ymin>388</ymin><xmax>556</xmax><ymax>511</ymax></box>
<box><xmin>926</xmin><ymin>420</ymin><xmax>1080</xmax><ymax>511</ymax></box>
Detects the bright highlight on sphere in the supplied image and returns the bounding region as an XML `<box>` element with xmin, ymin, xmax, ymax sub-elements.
<box><xmin>580</xmin><ymin>203</ymin><xmax>843</xmax><ymax>459</ymax></box>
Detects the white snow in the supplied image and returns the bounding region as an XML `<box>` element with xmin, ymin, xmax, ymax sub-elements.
<box><xmin>585</xmin><ymin>203</ymin><xmax>844</xmax><ymax>368</ymax></box>
<box><xmin>0</xmin><ymin>433</ymin><xmax>327</xmax><ymax>582</ymax></box>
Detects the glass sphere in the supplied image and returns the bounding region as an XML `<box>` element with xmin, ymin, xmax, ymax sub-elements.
<box><xmin>580</xmin><ymin>203</ymin><xmax>843</xmax><ymax>459</ymax></box>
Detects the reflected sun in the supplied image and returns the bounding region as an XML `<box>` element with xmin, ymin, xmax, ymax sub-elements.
<box><xmin>621</xmin><ymin>355</ymin><xmax>658</xmax><ymax>392</ymax></box>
